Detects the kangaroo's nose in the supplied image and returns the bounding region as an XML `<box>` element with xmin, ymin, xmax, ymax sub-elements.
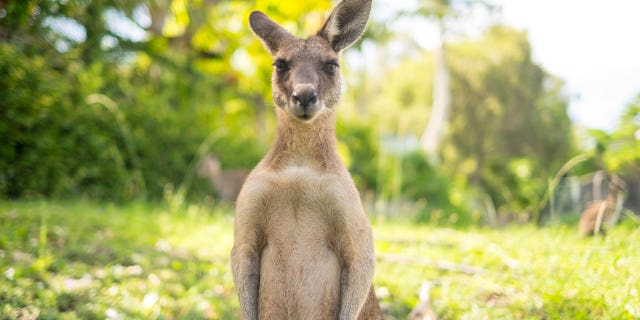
<box><xmin>292</xmin><ymin>85</ymin><xmax>318</xmax><ymax>108</ymax></box>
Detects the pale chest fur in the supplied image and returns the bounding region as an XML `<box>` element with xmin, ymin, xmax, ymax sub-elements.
<box><xmin>241</xmin><ymin>164</ymin><xmax>357</xmax><ymax>243</ymax></box>
<box><xmin>238</xmin><ymin>164</ymin><xmax>361</xmax><ymax>318</ymax></box>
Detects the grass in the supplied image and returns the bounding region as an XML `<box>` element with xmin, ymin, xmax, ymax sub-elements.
<box><xmin>0</xmin><ymin>200</ymin><xmax>639</xmax><ymax>319</ymax></box>
<box><xmin>374</xmin><ymin>223</ymin><xmax>640</xmax><ymax>319</ymax></box>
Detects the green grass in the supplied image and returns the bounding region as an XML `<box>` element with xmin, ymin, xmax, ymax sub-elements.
<box><xmin>1</xmin><ymin>200</ymin><xmax>639</xmax><ymax>319</ymax></box>
<box><xmin>374</xmin><ymin>223</ymin><xmax>640</xmax><ymax>319</ymax></box>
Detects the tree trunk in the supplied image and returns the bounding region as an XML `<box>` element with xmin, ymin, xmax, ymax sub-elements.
<box><xmin>148</xmin><ymin>0</ymin><xmax>169</xmax><ymax>36</ymax></box>
<box><xmin>420</xmin><ymin>20</ymin><xmax>450</xmax><ymax>159</ymax></box>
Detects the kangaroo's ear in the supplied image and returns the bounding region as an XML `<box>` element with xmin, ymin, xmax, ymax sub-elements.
<box><xmin>249</xmin><ymin>11</ymin><xmax>295</xmax><ymax>55</ymax></box>
<box><xmin>317</xmin><ymin>0</ymin><xmax>372</xmax><ymax>52</ymax></box>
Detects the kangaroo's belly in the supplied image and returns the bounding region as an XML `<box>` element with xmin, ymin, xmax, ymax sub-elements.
<box><xmin>259</xmin><ymin>235</ymin><xmax>341</xmax><ymax>319</ymax></box>
<box><xmin>254</xmin><ymin>166</ymin><xmax>347</xmax><ymax>319</ymax></box>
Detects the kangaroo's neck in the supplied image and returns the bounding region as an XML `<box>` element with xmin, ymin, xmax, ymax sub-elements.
<box><xmin>605</xmin><ymin>186</ymin><xmax>620</xmax><ymax>204</ymax></box>
<box><xmin>264</xmin><ymin>109</ymin><xmax>341</xmax><ymax>171</ymax></box>
<box><xmin>210</xmin><ymin>171</ymin><xmax>224</xmax><ymax>187</ymax></box>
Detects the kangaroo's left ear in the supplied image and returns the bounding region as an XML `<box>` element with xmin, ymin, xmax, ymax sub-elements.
<box><xmin>317</xmin><ymin>0</ymin><xmax>372</xmax><ymax>52</ymax></box>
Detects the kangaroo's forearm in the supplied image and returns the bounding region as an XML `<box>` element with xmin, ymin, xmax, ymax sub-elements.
<box><xmin>231</xmin><ymin>246</ymin><xmax>260</xmax><ymax>320</ymax></box>
<box><xmin>339</xmin><ymin>257</ymin><xmax>375</xmax><ymax>320</ymax></box>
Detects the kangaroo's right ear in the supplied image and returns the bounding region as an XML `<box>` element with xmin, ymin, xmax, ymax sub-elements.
<box><xmin>249</xmin><ymin>11</ymin><xmax>295</xmax><ymax>55</ymax></box>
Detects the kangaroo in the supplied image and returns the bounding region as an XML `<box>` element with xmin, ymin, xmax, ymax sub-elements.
<box><xmin>231</xmin><ymin>0</ymin><xmax>383</xmax><ymax>319</ymax></box>
<box><xmin>197</xmin><ymin>154</ymin><xmax>248</xmax><ymax>202</ymax></box>
<box><xmin>579</xmin><ymin>175</ymin><xmax>627</xmax><ymax>236</ymax></box>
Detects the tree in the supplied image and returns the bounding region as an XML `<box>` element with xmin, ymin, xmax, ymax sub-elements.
<box><xmin>604</xmin><ymin>94</ymin><xmax>640</xmax><ymax>179</ymax></box>
<box><xmin>402</xmin><ymin>0</ymin><xmax>496</xmax><ymax>158</ymax></box>
<box><xmin>354</xmin><ymin>25</ymin><xmax>575</xmax><ymax>220</ymax></box>
<box><xmin>443</xmin><ymin>26</ymin><xmax>575</xmax><ymax>216</ymax></box>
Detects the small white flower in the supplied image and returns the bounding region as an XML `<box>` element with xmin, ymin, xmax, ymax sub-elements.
<box><xmin>625</xmin><ymin>303</ymin><xmax>639</xmax><ymax>317</ymax></box>
<box><xmin>375</xmin><ymin>286</ymin><xmax>390</xmax><ymax>299</ymax></box>
<box><xmin>126</xmin><ymin>265</ymin><xmax>143</xmax><ymax>276</ymax></box>
<box><xmin>148</xmin><ymin>273</ymin><xmax>161</xmax><ymax>285</ymax></box>
<box><xmin>107</xmin><ymin>285</ymin><xmax>119</xmax><ymax>296</ymax></box>
<box><xmin>155</xmin><ymin>240</ymin><xmax>171</xmax><ymax>252</ymax></box>
<box><xmin>112</xmin><ymin>265</ymin><xmax>125</xmax><ymax>277</ymax></box>
<box><xmin>142</xmin><ymin>292</ymin><xmax>159</xmax><ymax>309</ymax></box>
<box><xmin>4</xmin><ymin>267</ymin><xmax>15</xmax><ymax>280</ymax></box>
<box><xmin>106</xmin><ymin>308</ymin><xmax>123</xmax><ymax>320</ymax></box>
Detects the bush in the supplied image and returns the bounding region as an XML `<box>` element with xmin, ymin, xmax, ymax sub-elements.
<box><xmin>398</xmin><ymin>151</ymin><xmax>471</xmax><ymax>224</ymax></box>
<box><xmin>0</xmin><ymin>43</ymin><xmax>263</xmax><ymax>201</ymax></box>
<box><xmin>0</xmin><ymin>44</ymin><xmax>139</xmax><ymax>200</ymax></box>
<box><xmin>337</xmin><ymin>119</ymin><xmax>379</xmax><ymax>191</ymax></box>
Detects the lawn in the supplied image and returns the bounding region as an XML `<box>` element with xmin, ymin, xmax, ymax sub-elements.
<box><xmin>1</xmin><ymin>200</ymin><xmax>639</xmax><ymax>319</ymax></box>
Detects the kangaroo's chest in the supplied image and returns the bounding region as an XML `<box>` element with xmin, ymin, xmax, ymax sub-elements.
<box><xmin>245</xmin><ymin>165</ymin><xmax>351</xmax><ymax>242</ymax></box>
<box><xmin>261</xmin><ymin>165</ymin><xmax>344</xmax><ymax>220</ymax></box>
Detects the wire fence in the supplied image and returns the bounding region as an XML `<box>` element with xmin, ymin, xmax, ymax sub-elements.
<box><xmin>548</xmin><ymin>171</ymin><xmax>639</xmax><ymax>222</ymax></box>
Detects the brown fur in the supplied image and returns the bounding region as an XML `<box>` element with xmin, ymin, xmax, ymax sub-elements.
<box><xmin>579</xmin><ymin>175</ymin><xmax>627</xmax><ymax>236</ymax></box>
<box><xmin>197</xmin><ymin>155</ymin><xmax>248</xmax><ymax>201</ymax></box>
<box><xmin>231</xmin><ymin>1</ymin><xmax>382</xmax><ymax>319</ymax></box>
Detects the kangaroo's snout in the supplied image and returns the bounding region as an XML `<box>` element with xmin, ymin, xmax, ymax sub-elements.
<box><xmin>292</xmin><ymin>86</ymin><xmax>318</xmax><ymax>107</ymax></box>
<box><xmin>292</xmin><ymin>84</ymin><xmax>319</xmax><ymax>120</ymax></box>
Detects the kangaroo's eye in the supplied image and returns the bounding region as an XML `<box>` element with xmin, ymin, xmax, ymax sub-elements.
<box><xmin>325</xmin><ymin>62</ymin><xmax>339</xmax><ymax>74</ymax></box>
<box><xmin>273</xmin><ymin>59</ymin><xmax>289</xmax><ymax>73</ymax></box>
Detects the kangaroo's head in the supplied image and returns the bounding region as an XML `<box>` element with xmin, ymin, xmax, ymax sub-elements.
<box><xmin>249</xmin><ymin>0</ymin><xmax>372</xmax><ymax>122</ymax></box>
<box><xmin>609</xmin><ymin>175</ymin><xmax>628</xmax><ymax>193</ymax></box>
<box><xmin>197</xmin><ymin>155</ymin><xmax>221</xmax><ymax>177</ymax></box>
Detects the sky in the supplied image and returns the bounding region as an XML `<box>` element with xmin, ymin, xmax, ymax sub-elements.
<box><xmin>496</xmin><ymin>0</ymin><xmax>640</xmax><ymax>132</ymax></box>
<box><xmin>376</xmin><ymin>0</ymin><xmax>640</xmax><ymax>132</ymax></box>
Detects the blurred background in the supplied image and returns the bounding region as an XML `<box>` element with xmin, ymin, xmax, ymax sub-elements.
<box><xmin>2</xmin><ymin>0</ymin><xmax>639</xmax><ymax>224</ymax></box>
<box><xmin>2</xmin><ymin>1</ymin><xmax>640</xmax><ymax>319</ymax></box>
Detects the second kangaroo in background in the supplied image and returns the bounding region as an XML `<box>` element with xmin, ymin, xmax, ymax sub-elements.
<box><xmin>197</xmin><ymin>155</ymin><xmax>248</xmax><ymax>202</ymax></box>
<box><xmin>231</xmin><ymin>0</ymin><xmax>383</xmax><ymax>319</ymax></box>
<box><xmin>579</xmin><ymin>175</ymin><xmax>627</xmax><ymax>236</ymax></box>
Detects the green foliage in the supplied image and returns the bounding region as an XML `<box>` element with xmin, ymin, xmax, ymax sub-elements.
<box><xmin>0</xmin><ymin>44</ymin><xmax>132</xmax><ymax>199</ymax></box>
<box><xmin>443</xmin><ymin>26</ymin><xmax>575</xmax><ymax>217</ymax></box>
<box><xmin>394</xmin><ymin>151</ymin><xmax>472</xmax><ymax>224</ymax></box>
<box><xmin>350</xmin><ymin>51</ymin><xmax>435</xmax><ymax>136</ymax></box>
<box><xmin>1</xmin><ymin>200</ymin><xmax>639</xmax><ymax>319</ymax></box>
<box><xmin>337</xmin><ymin>119</ymin><xmax>380</xmax><ymax>190</ymax></box>
<box><xmin>604</xmin><ymin>94</ymin><xmax>640</xmax><ymax>178</ymax></box>
<box><xmin>399</xmin><ymin>152</ymin><xmax>448</xmax><ymax>203</ymax></box>
<box><xmin>0</xmin><ymin>0</ymin><xmax>604</xmax><ymax>227</ymax></box>
<box><xmin>0</xmin><ymin>0</ymin><xmax>330</xmax><ymax>201</ymax></box>
<box><xmin>569</xmin><ymin>94</ymin><xmax>640</xmax><ymax>180</ymax></box>
<box><xmin>342</xmin><ymin>25</ymin><xmax>577</xmax><ymax>222</ymax></box>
